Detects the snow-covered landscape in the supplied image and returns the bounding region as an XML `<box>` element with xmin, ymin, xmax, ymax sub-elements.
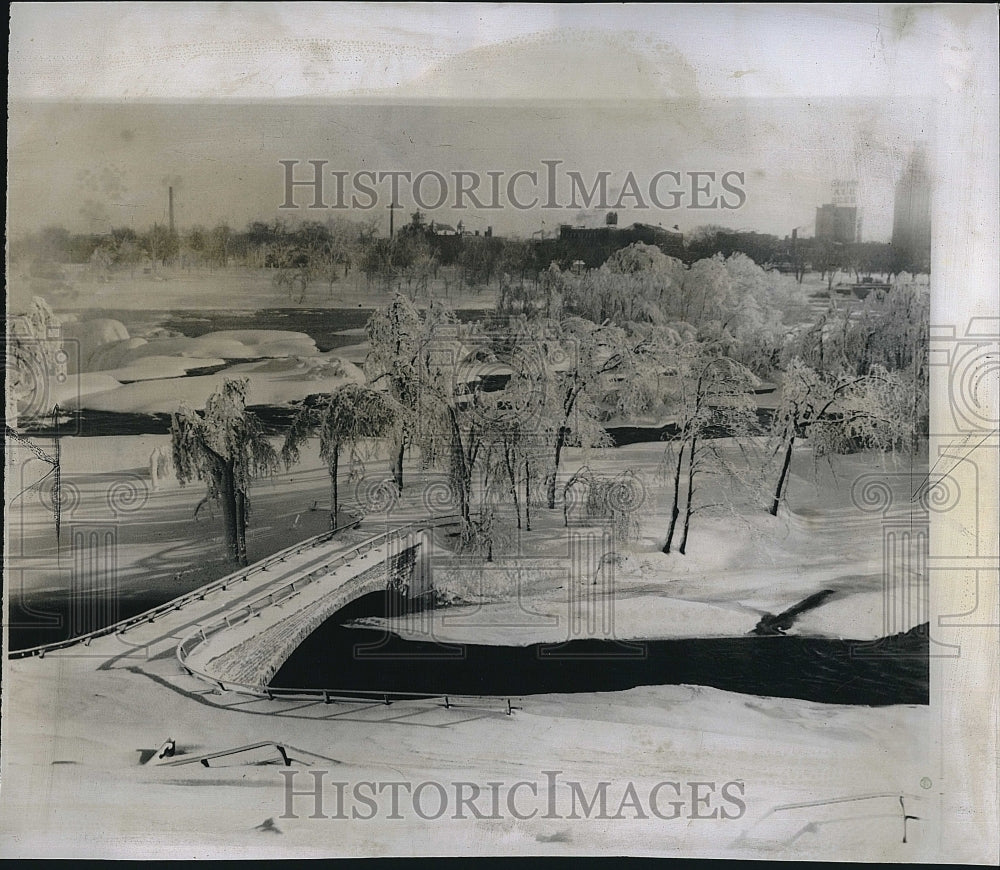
<box><xmin>5</xmin><ymin>4</ymin><xmax>998</xmax><ymax>863</ymax></box>
<box><xmin>3</xmin><ymin>255</ymin><xmax>936</xmax><ymax>859</ymax></box>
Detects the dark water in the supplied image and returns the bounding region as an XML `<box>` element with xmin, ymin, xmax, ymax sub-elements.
<box><xmin>271</xmin><ymin>592</ymin><xmax>929</xmax><ymax>707</ymax></box>
<box><xmin>9</xmin><ymin>589</ymin><xmax>193</xmax><ymax>651</ymax></box>
<box><xmin>20</xmin><ymin>404</ymin><xmax>309</xmax><ymax>437</ymax></box>
<box><xmin>13</xmin><ymin>586</ymin><xmax>930</xmax><ymax>707</ymax></box>
<box><xmin>606</xmin><ymin>409</ymin><xmax>775</xmax><ymax>447</ymax></box>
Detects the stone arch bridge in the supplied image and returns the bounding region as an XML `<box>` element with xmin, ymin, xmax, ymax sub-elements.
<box><xmin>177</xmin><ymin>523</ymin><xmax>437</xmax><ymax>691</ymax></box>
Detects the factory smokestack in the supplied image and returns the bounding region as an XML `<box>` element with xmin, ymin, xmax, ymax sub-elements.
<box><xmin>168</xmin><ymin>186</ymin><xmax>175</xmax><ymax>235</ymax></box>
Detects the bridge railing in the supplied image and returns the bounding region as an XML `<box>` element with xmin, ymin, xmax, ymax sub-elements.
<box><xmin>175</xmin><ymin>516</ymin><xmax>458</xmax><ymax>682</ymax></box>
<box><xmin>172</xmin><ymin>515</ymin><xmax>525</xmax><ymax>714</ymax></box>
<box><xmin>8</xmin><ymin>515</ymin><xmax>364</xmax><ymax>660</ymax></box>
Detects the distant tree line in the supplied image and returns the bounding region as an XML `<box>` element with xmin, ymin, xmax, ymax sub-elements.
<box><xmin>12</xmin><ymin>215</ymin><xmax>928</xmax><ymax>306</ymax></box>
<box><xmin>684</xmin><ymin>225</ymin><xmax>927</xmax><ymax>281</ymax></box>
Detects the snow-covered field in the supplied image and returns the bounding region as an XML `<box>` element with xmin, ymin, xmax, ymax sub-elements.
<box><xmin>2</xmin><ymin>423</ymin><xmax>936</xmax><ymax>859</ymax></box>
<box><xmin>0</xmin><ymin>658</ymin><xmax>933</xmax><ymax>860</ymax></box>
<box><xmin>3</xmin><ymin>278</ymin><xmax>939</xmax><ymax>859</ymax></box>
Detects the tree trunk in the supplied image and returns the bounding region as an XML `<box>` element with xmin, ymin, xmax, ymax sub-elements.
<box><xmin>394</xmin><ymin>440</ymin><xmax>405</xmax><ymax>490</ymax></box>
<box><xmin>546</xmin><ymin>426</ymin><xmax>568</xmax><ymax>509</ymax></box>
<box><xmin>524</xmin><ymin>461</ymin><xmax>532</xmax><ymax>532</ymax></box>
<box><xmin>662</xmin><ymin>440</ymin><xmax>686</xmax><ymax>553</ymax></box>
<box><xmin>448</xmin><ymin>410</ymin><xmax>473</xmax><ymax>539</ymax></box>
<box><xmin>507</xmin><ymin>449</ymin><xmax>521</xmax><ymax>530</ymax></box>
<box><xmin>329</xmin><ymin>446</ymin><xmax>340</xmax><ymax>528</ymax></box>
<box><xmin>235</xmin><ymin>487</ymin><xmax>248</xmax><ymax>565</ymax></box>
<box><xmin>678</xmin><ymin>435</ymin><xmax>697</xmax><ymax>555</ymax></box>
<box><xmin>217</xmin><ymin>462</ymin><xmax>242</xmax><ymax>565</ymax></box>
<box><xmin>769</xmin><ymin>436</ymin><xmax>795</xmax><ymax>517</ymax></box>
<box><xmin>457</xmin><ymin>472</ymin><xmax>472</xmax><ymax>542</ymax></box>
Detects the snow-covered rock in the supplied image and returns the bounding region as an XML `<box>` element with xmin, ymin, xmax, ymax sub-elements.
<box><xmin>60</xmin><ymin>318</ymin><xmax>131</xmax><ymax>372</ymax></box>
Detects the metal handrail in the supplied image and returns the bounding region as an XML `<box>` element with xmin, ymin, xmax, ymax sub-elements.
<box><xmin>155</xmin><ymin>740</ymin><xmax>296</xmax><ymax>768</ymax></box>
<box><xmin>175</xmin><ymin>517</ymin><xmax>451</xmax><ymax>674</ymax></box>
<box><xmin>8</xmin><ymin>515</ymin><xmax>364</xmax><ymax>660</ymax></box>
<box><xmin>171</xmin><ymin>515</ymin><xmax>527</xmax><ymax>713</ymax></box>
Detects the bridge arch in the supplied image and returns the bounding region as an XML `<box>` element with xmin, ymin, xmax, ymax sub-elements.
<box><xmin>179</xmin><ymin>525</ymin><xmax>436</xmax><ymax>691</ymax></box>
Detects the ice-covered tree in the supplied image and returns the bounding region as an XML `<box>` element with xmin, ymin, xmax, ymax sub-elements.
<box><xmin>587</xmin><ymin>468</ymin><xmax>645</xmax><ymax>546</ymax></box>
<box><xmin>281</xmin><ymin>383</ymin><xmax>400</xmax><ymax>526</ymax></box>
<box><xmin>365</xmin><ymin>294</ymin><xmax>457</xmax><ymax>490</ymax></box>
<box><xmin>170</xmin><ymin>379</ymin><xmax>280</xmax><ymax>566</ymax></box>
<box><xmin>479</xmin><ymin>370</ymin><xmax>549</xmax><ymax>532</ymax></box>
<box><xmin>415</xmin><ymin>344</ymin><xmax>505</xmax><ymax>543</ymax></box>
<box><xmin>366</xmin><ymin>295</ymin><xmax>503</xmax><ymax>543</ymax></box>
<box><xmin>661</xmin><ymin>350</ymin><xmax>760</xmax><ymax>554</ymax></box>
<box><xmin>6</xmin><ymin>296</ymin><xmax>65</xmax><ymax>425</ymax></box>
<box><xmin>780</xmin><ymin>285</ymin><xmax>929</xmax><ymax>457</ymax></box>
<box><xmin>496</xmin><ymin>239</ymin><xmax>539</xmax><ymax>316</ymax></box>
<box><xmin>535</xmin><ymin>317</ymin><xmax>661</xmax><ymax>510</ymax></box>
<box><xmin>767</xmin><ymin>359</ymin><xmax>916</xmax><ymax>516</ymax></box>
<box><xmin>562</xmin><ymin>243</ymin><xmax>685</xmax><ymax>325</ymax></box>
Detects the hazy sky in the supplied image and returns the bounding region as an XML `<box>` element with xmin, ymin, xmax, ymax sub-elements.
<box><xmin>8</xmin><ymin>97</ymin><xmax>932</xmax><ymax>241</ymax></box>
<box><xmin>6</xmin><ymin>4</ymin><xmax>965</xmax><ymax>240</ymax></box>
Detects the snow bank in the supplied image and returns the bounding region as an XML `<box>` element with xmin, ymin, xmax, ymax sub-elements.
<box><xmin>42</xmin><ymin>372</ymin><xmax>124</xmax><ymax>409</ymax></box>
<box><xmin>85</xmin><ymin>329</ymin><xmax>321</xmax><ymax>371</ymax></box>
<box><xmin>60</xmin><ymin>317</ymin><xmax>131</xmax><ymax>372</ymax></box>
<box><xmin>63</xmin><ymin>353</ymin><xmax>365</xmax><ymax>413</ymax></box>
<box><xmin>331</xmin><ymin>341</ymin><xmax>368</xmax><ymax>364</ymax></box>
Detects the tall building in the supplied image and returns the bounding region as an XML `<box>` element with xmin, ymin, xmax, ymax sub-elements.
<box><xmin>892</xmin><ymin>146</ymin><xmax>932</xmax><ymax>271</ymax></box>
<box><xmin>815</xmin><ymin>203</ymin><xmax>859</xmax><ymax>244</ymax></box>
